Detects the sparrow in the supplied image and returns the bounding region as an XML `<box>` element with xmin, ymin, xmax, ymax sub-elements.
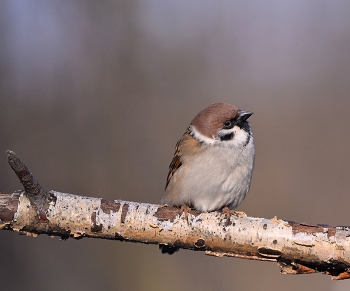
<box><xmin>160</xmin><ymin>102</ymin><xmax>255</xmax><ymax>254</ymax></box>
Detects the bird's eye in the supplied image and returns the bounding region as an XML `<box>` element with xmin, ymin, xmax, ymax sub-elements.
<box><xmin>223</xmin><ymin>120</ymin><xmax>233</xmax><ymax>129</ymax></box>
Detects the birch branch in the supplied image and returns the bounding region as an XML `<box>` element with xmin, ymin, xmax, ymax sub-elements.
<box><xmin>1</xmin><ymin>151</ymin><xmax>350</xmax><ymax>280</ymax></box>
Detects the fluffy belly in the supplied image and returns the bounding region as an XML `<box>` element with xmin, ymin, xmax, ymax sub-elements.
<box><xmin>164</xmin><ymin>149</ymin><xmax>253</xmax><ymax>212</ymax></box>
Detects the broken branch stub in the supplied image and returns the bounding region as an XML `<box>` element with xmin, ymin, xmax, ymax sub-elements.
<box><xmin>6</xmin><ymin>150</ymin><xmax>52</xmax><ymax>218</ymax></box>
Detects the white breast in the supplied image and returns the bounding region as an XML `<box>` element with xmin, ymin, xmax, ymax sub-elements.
<box><xmin>164</xmin><ymin>134</ymin><xmax>255</xmax><ymax>212</ymax></box>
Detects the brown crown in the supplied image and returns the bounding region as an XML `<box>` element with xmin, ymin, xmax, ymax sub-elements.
<box><xmin>191</xmin><ymin>102</ymin><xmax>240</xmax><ymax>138</ymax></box>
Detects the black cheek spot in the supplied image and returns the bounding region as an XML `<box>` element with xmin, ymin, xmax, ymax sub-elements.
<box><xmin>220</xmin><ymin>132</ymin><xmax>234</xmax><ymax>141</ymax></box>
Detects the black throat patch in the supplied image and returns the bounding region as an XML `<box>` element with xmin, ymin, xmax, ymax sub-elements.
<box><xmin>219</xmin><ymin>132</ymin><xmax>234</xmax><ymax>141</ymax></box>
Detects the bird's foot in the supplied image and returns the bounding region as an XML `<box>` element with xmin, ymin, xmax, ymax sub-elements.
<box><xmin>222</xmin><ymin>207</ymin><xmax>246</xmax><ymax>226</ymax></box>
<box><xmin>222</xmin><ymin>207</ymin><xmax>247</xmax><ymax>218</ymax></box>
<box><xmin>180</xmin><ymin>204</ymin><xmax>191</xmax><ymax>225</ymax></box>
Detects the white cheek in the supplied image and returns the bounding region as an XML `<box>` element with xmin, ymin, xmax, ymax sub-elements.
<box><xmin>190</xmin><ymin>125</ymin><xmax>216</xmax><ymax>144</ymax></box>
<box><xmin>219</xmin><ymin>126</ymin><xmax>251</xmax><ymax>148</ymax></box>
<box><xmin>233</xmin><ymin>126</ymin><xmax>250</xmax><ymax>145</ymax></box>
<box><xmin>190</xmin><ymin>124</ymin><xmax>252</xmax><ymax>148</ymax></box>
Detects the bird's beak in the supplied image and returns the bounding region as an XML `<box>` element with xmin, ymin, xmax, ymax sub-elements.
<box><xmin>238</xmin><ymin>111</ymin><xmax>253</xmax><ymax>122</ymax></box>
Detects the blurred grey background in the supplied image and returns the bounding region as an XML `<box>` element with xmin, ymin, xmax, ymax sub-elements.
<box><xmin>1</xmin><ymin>1</ymin><xmax>350</xmax><ymax>290</ymax></box>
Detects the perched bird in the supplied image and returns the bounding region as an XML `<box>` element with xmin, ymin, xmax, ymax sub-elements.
<box><xmin>160</xmin><ymin>102</ymin><xmax>255</xmax><ymax>254</ymax></box>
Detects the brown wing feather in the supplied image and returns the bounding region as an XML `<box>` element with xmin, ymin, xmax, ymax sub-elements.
<box><xmin>165</xmin><ymin>127</ymin><xmax>203</xmax><ymax>190</ymax></box>
<box><xmin>165</xmin><ymin>131</ymin><xmax>187</xmax><ymax>190</ymax></box>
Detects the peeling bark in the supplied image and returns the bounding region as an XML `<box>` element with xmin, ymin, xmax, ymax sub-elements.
<box><xmin>1</xmin><ymin>191</ymin><xmax>350</xmax><ymax>280</ymax></box>
<box><xmin>2</xmin><ymin>150</ymin><xmax>350</xmax><ymax>280</ymax></box>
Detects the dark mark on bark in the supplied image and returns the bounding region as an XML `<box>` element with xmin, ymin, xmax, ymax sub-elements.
<box><xmin>194</xmin><ymin>238</ymin><xmax>205</xmax><ymax>248</ymax></box>
<box><xmin>258</xmin><ymin>247</ymin><xmax>282</xmax><ymax>258</ymax></box>
<box><xmin>154</xmin><ymin>206</ymin><xmax>179</xmax><ymax>222</ymax></box>
<box><xmin>20</xmin><ymin>223</ymin><xmax>71</xmax><ymax>238</ymax></box>
<box><xmin>101</xmin><ymin>199</ymin><xmax>120</xmax><ymax>214</ymax></box>
<box><xmin>47</xmin><ymin>191</ymin><xmax>57</xmax><ymax>205</ymax></box>
<box><xmin>91</xmin><ymin>212</ymin><xmax>103</xmax><ymax>232</ymax></box>
<box><xmin>0</xmin><ymin>192</ymin><xmax>20</xmax><ymax>222</ymax></box>
<box><xmin>154</xmin><ymin>205</ymin><xmax>200</xmax><ymax>222</ymax></box>
<box><xmin>115</xmin><ymin>233</ymin><xmax>125</xmax><ymax>240</ymax></box>
<box><xmin>224</xmin><ymin>218</ymin><xmax>232</xmax><ymax>227</ymax></box>
<box><xmin>121</xmin><ymin>204</ymin><xmax>129</xmax><ymax>224</ymax></box>
<box><xmin>288</xmin><ymin>220</ymin><xmax>336</xmax><ymax>238</ymax></box>
<box><xmin>328</xmin><ymin>227</ymin><xmax>336</xmax><ymax>238</ymax></box>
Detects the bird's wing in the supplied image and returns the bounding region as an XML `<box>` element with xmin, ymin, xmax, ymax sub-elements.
<box><xmin>165</xmin><ymin>128</ymin><xmax>201</xmax><ymax>190</ymax></box>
